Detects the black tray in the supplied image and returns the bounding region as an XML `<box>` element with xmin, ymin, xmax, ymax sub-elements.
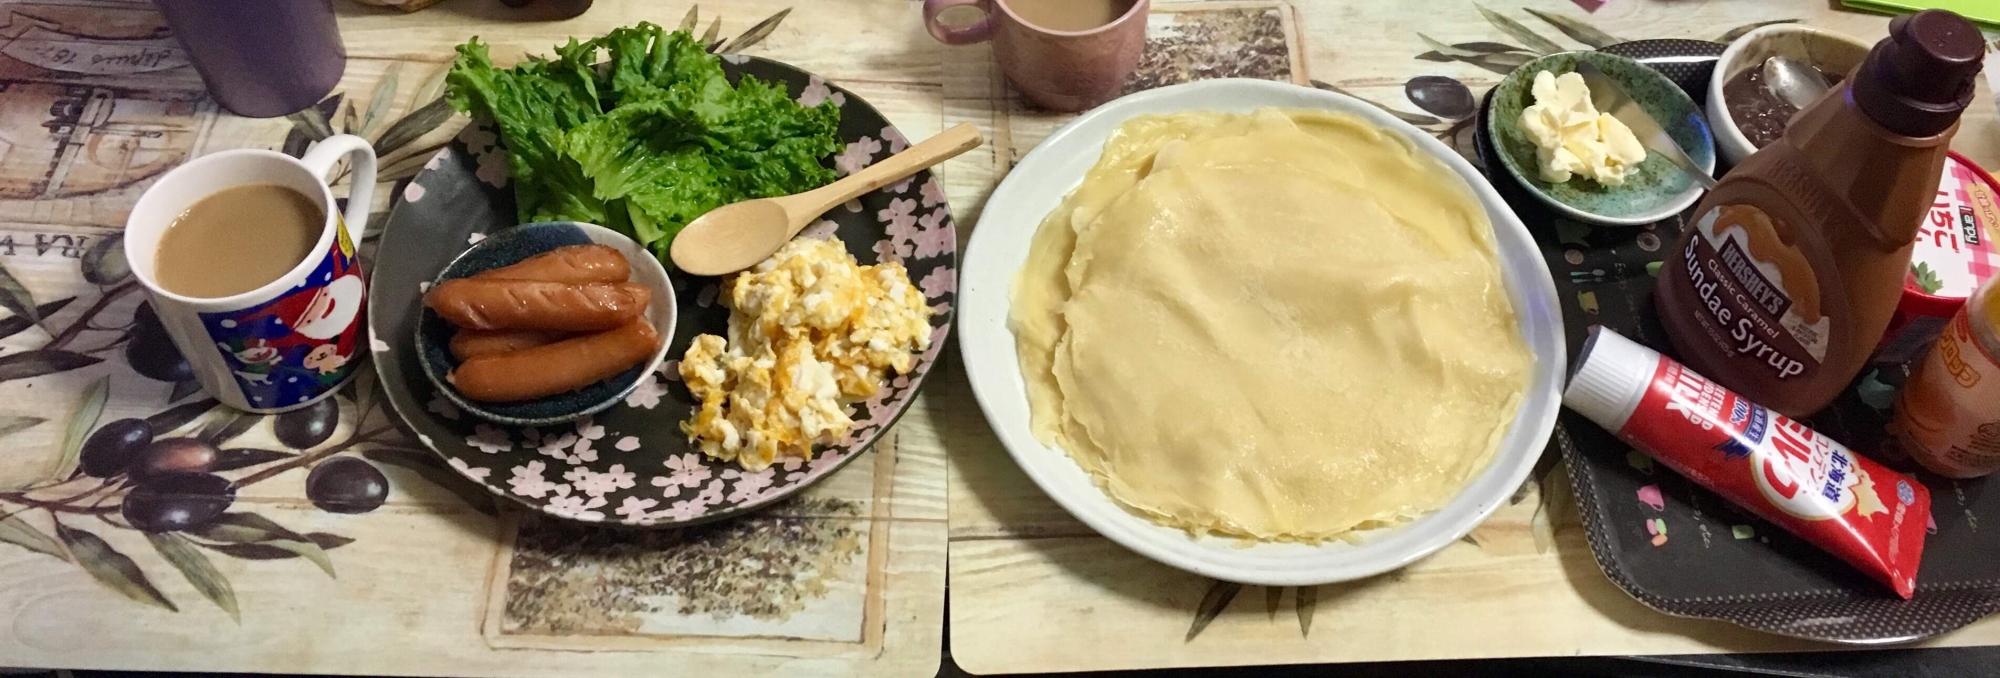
<box><xmin>1473</xmin><ymin>45</ymin><xmax>2000</xmax><ymax>644</ymax></box>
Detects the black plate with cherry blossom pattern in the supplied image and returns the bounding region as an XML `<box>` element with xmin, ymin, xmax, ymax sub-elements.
<box><xmin>366</xmin><ymin>56</ymin><xmax>955</xmax><ymax>527</ymax></box>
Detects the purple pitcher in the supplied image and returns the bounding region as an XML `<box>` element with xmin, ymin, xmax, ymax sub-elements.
<box><xmin>153</xmin><ymin>0</ymin><xmax>347</xmax><ymax>118</ymax></box>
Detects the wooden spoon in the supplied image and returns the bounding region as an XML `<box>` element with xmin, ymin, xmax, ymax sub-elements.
<box><xmin>670</xmin><ymin>122</ymin><xmax>984</xmax><ymax>276</ymax></box>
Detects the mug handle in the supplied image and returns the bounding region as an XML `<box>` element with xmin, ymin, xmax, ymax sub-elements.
<box><xmin>924</xmin><ymin>0</ymin><xmax>993</xmax><ymax>45</ymax></box>
<box><xmin>297</xmin><ymin>134</ymin><xmax>379</xmax><ymax>242</ymax></box>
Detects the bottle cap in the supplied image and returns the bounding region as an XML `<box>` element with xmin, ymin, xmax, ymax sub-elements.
<box><xmin>1563</xmin><ymin>327</ymin><xmax>1660</xmax><ymax>434</ymax></box>
<box><xmin>1853</xmin><ymin>9</ymin><xmax>1985</xmax><ymax>137</ymax></box>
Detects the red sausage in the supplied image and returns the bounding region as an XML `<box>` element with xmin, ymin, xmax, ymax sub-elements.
<box><xmin>450</xmin><ymin>328</ymin><xmax>574</xmax><ymax>361</ymax></box>
<box><xmin>424</xmin><ymin>279</ymin><xmax>650</xmax><ymax>331</ymax></box>
<box><xmin>449</xmin><ymin>319</ymin><xmax>662</xmax><ymax>401</ymax></box>
<box><xmin>477</xmin><ymin>244</ymin><xmax>629</xmax><ymax>284</ymax></box>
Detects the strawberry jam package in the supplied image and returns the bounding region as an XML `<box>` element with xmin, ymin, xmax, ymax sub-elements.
<box><xmin>1564</xmin><ymin>327</ymin><xmax>1931</xmax><ymax>598</ymax></box>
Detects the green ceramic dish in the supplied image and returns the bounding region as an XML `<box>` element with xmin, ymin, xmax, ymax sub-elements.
<box><xmin>1486</xmin><ymin>51</ymin><xmax>1716</xmax><ymax>225</ymax></box>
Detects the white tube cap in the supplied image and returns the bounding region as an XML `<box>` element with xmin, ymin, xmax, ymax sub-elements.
<box><xmin>1563</xmin><ymin>327</ymin><xmax>1661</xmax><ymax>434</ymax></box>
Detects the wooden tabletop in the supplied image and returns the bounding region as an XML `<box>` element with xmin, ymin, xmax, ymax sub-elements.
<box><xmin>0</xmin><ymin>1</ymin><xmax>943</xmax><ymax>676</ymax></box>
<box><xmin>0</xmin><ymin>1</ymin><xmax>1996</xmax><ymax>677</ymax></box>
<box><xmin>927</xmin><ymin>0</ymin><xmax>2000</xmax><ymax>674</ymax></box>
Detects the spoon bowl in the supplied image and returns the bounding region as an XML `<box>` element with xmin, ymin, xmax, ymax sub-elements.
<box><xmin>669</xmin><ymin>199</ymin><xmax>793</xmax><ymax>276</ymax></box>
<box><xmin>1762</xmin><ymin>55</ymin><xmax>1833</xmax><ymax>111</ymax></box>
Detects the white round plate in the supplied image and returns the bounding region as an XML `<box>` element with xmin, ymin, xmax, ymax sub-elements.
<box><xmin>957</xmin><ymin>78</ymin><xmax>1567</xmax><ymax>586</ymax></box>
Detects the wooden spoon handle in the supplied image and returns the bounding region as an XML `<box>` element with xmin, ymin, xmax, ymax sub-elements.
<box><xmin>789</xmin><ymin>123</ymin><xmax>984</xmax><ymax>229</ymax></box>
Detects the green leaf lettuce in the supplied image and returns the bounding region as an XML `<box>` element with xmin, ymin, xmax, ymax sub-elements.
<box><xmin>446</xmin><ymin>23</ymin><xmax>840</xmax><ymax>262</ymax></box>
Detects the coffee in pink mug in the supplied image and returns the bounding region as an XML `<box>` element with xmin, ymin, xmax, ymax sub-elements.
<box><xmin>924</xmin><ymin>0</ymin><xmax>1149</xmax><ymax>112</ymax></box>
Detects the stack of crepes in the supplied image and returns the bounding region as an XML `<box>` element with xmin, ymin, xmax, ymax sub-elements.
<box><xmin>1010</xmin><ymin>108</ymin><xmax>1532</xmax><ymax>541</ymax></box>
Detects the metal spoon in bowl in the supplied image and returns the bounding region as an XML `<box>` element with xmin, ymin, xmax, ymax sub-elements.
<box><xmin>669</xmin><ymin>123</ymin><xmax>984</xmax><ymax>277</ymax></box>
<box><xmin>1762</xmin><ymin>56</ymin><xmax>1833</xmax><ymax>111</ymax></box>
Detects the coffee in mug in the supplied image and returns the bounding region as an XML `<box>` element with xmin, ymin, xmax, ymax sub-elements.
<box><xmin>125</xmin><ymin>135</ymin><xmax>378</xmax><ymax>413</ymax></box>
<box><xmin>924</xmin><ymin>0</ymin><xmax>1149</xmax><ymax>112</ymax></box>
<box><xmin>1005</xmin><ymin>0</ymin><xmax>1135</xmax><ymax>31</ymax></box>
<box><xmin>154</xmin><ymin>184</ymin><xmax>324</xmax><ymax>298</ymax></box>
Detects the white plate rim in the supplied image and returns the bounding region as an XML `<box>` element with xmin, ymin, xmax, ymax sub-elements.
<box><xmin>956</xmin><ymin>78</ymin><xmax>1568</xmax><ymax>586</ymax></box>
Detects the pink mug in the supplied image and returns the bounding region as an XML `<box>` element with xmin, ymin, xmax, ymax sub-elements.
<box><xmin>923</xmin><ymin>0</ymin><xmax>1149</xmax><ymax>112</ymax></box>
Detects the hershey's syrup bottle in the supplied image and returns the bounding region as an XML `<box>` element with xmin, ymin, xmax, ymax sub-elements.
<box><xmin>1655</xmin><ymin>10</ymin><xmax>1985</xmax><ymax>417</ymax></box>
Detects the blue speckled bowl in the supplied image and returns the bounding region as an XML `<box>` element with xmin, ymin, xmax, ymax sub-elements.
<box><xmin>1487</xmin><ymin>51</ymin><xmax>1716</xmax><ymax>226</ymax></box>
<box><xmin>414</xmin><ymin>221</ymin><xmax>676</xmax><ymax>427</ymax></box>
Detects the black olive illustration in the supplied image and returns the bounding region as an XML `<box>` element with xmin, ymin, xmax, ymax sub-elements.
<box><xmin>121</xmin><ymin>472</ymin><xmax>235</xmax><ymax>533</ymax></box>
<box><xmin>306</xmin><ymin>457</ymin><xmax>388</xmax><ymax>514</ymax></box>
<box><xmin>1405</xmin><ymin>75</ymin><xmax>1475</xmax><ymax>121</ymax></box>
<box><xmin>274</xmin><ymin>398</ymin><xmax>339</xmax><ymax>450</ymax></box>
<box><xmin>126</xmin><ymin>304</ymin><xmax>194</xmax><ymax>383</ymax></box>
<box><xmin>79</xmin><ymin>418</ymin><xmax>153</xmax><ymax>478</ymax></box>
<box><xmin>131</xmin><ymin>437</ymin><xmax>219</xmax><ymax>479</ymax></box>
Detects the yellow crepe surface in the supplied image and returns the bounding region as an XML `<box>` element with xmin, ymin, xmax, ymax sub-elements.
<box><xmin>1010</xmin><ymin>108</ymin><xmax>1531</xmax><ymax>541</ymax></box>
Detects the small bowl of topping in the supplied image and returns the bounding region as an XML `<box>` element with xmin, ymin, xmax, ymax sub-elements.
<box><xmin>1709</xmin><ymin>25</ymin><xmax>1870</xmax><ymax>167</ymax></box>
<box><xmin>414</xmin><ymin>221</ymin><xmax>676</xmax><ymax>427</ymax></box>
<box><xmin>1486</xmin><ymin>51</ymin><xmax>1715</xmax><ymax>226</ymax></box>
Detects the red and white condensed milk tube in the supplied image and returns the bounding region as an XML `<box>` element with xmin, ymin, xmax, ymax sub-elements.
<box><xmin>1564</xmin><ymin>327</ymin><xmax>1932</xmax><ymax>598</ymax></box>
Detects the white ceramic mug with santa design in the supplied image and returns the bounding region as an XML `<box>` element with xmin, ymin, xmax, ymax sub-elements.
<box><xmin>125</xmin><ymin>135</ymin><xmax>377</xmax><ymax>413</ymax></box>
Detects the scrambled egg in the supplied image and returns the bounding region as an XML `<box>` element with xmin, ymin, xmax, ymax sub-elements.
<box><xmin>680</xmin><ymin>237</ymin><xmax>932</xmax><ymax>470</ymax></box>
<box><xmin>1519</xmin><ymin>70</ymin><xmax>1647</xmax><ymax>185</ymax></box>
